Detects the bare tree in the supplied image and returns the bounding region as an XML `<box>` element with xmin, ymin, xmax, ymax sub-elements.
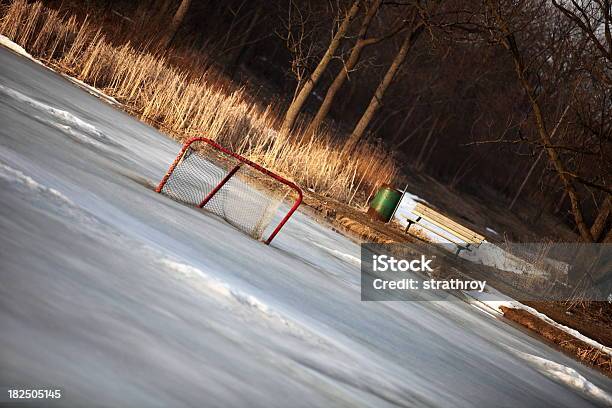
<box><xmin>508</xmin><ymin>93</ymin><xmax>576</xmax><ymax>210</ymax></box>
<box><xmin>230</xmin><ymin>5</ymin><xmax>264</xmax><ymax>77</ymax></box>
<box><xmin>280</xmin><ymin>0</ymin><xmax>362</xmax><ymax>138</ymax></box>
<box><xmin>160</xmin><ymin>0</ymin><xmax>193</xmax><ymax>48</ymax></box>
<box><xmin>345</xmin><ymin>11</ymin><xmax>424</xmax><ymax>152</ymax></box>
<box><xmin>482</xmin><ymin>0</ymin><xmax>611</xmax><ymax>241</ymax></box>
<box><xmin>551</xmin><ymin>0</ymin><xmax>612</xmax><ymax>86</ymax></box>
<box><xmin>279</xmin><ymin>0</ymin><xmax>317</xmax><ymax>96</ymax></box>
<box><xmin>305</xmin><ymin>0</ymin><xmax>387</xmax><ymax>137</ymax></box>
<box><xmin>591</xmin><ymin>196</ymin><xmax>612</xmax><ymax>241</ymax></box>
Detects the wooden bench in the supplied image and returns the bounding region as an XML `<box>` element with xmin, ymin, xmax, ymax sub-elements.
<box><xmin>401</xmin><ymin>203</ymin><xmax>485</xmax><ymax>255</ymax></box>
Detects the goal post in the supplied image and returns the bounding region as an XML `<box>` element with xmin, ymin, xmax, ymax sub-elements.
<box><xmin>156</xmin><ymin>137</ymin><xmax>303</xmax><ymax>244</ymax></box>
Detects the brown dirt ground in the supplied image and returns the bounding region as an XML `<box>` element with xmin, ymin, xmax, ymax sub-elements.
<box><xmin>522</xmin><ymin>301</ymin><xmax>612</xmax><ymax>348</ymax></box>
<box><xmin>501</xmin><ymin>306</ymin><xmax>612</xmax><ymax>376</ymax></box>
<box><xmin>301</xmin><ymin>191</ymin><xmax>415</xmax><ymax>244</ymax></box>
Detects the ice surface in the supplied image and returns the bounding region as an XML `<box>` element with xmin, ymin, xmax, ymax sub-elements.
<box><xmin>1</xmin><ymin>46</ymin><xmax>611</xmax><ymax>407</ymax></box>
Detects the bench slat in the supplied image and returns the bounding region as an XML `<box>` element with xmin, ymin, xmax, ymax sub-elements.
<box><xmin>414</xmin><ymin>203</ymin><xmax>480</xmax><ymax>238</ymax></box>
<box><xmin>414</xmin><ymin>211</ymin><xmax>483</xmax><ymax>242</ymax></box>
<box><xmin>413</xmin><ymin>203</ymin><xmax>485</xmax><ymax>243</ymax></box>
<box><xmin>415</xmin><ymin>213</ymin><xmax>483</xmax><ymax>244</ymax></box>
<box><xmin>402</xmin><ymin>216</ymin><xmax>471</xmax><ymax>248</ymax></box>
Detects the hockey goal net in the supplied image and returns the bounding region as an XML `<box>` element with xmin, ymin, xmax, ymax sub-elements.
<box><xmin>156</xmin><ymin>137</ymin><xmax>303</xmax><ymax>244</ymax></box>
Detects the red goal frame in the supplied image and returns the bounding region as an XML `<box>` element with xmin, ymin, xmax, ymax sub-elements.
<box><xmin>156</xmin><ymin>137</ymin><xmax>303</xmax><ymax>245</ymax></box>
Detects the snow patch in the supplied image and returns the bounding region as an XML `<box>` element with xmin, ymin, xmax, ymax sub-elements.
<box><xmin>158</xmin><ymin>258</ymin><xmax>330</xmax><ymax>344</ymax></box>
<box><xmin>307</xmin><ymin>240</ymin><xmax>361</xmax><ymax>267</ymax></box>
<box><xmin>0</xmin><ymin>84</ymin><xmax>117</xmax><ymax>149</ymax></box>
<box><xmin>0</xmin><ymin>34</ymin><xmax>42</xmax><ymax>65</ymax></box>
<box><xmin>461</xmin><ymin>241</ymin><xmax>552</xmax><ymax>277</ymax></box>
<box><xmin>61</xmin><ymin>74</ymin><xmax>119</xmax><ymax>105</ymax></box>
<box><xmin>0</xmin><ymin>161</ymin><xmax>115</xmax><ymax>237</ymax></box>
<box><xmin>392</xmin><ymin>190</ymin><xmax>429</xmax><ymax>223</ymax></box>
<box><xmin>503</xmin><ymin>345</ymin><xmax>612</xmax><ymax>406</ymax></box>
<box><xmin>0</xmin><ymin>162</ymin><xmax>73</xmax><ymax>204</ymax></box>
<box><xmin>160</xmin><ymin>258</ymin><xmax>271</xmax><ymax>314</ymax></box>
<box><xmin>486</xmin><ymin>227</ymin><xmax>499</xmax><ymax>236</ymax></box>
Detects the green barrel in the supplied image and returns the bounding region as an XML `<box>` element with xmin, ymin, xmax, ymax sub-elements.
<box><xmin>367</xmin><ymin>184</ymin><xmax>401</xmax><ymax>222</ymax></box>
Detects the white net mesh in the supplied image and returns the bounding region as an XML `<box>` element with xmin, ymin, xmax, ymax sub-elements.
<box><xmin>160</xmin><ymin>144</ymin><xmax>289</xmax><ymax>240</ymax></box>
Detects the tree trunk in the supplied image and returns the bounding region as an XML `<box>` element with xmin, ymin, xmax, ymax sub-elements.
<box><xmin>486</xmin><ymin>0</ymin><xmax>594</xmax><ymax>241</ymax></box>
<box><xmin>530</xmin><ymin>171</ymin><xmax>556</xmax><ymax>224</ymax></box>
<box><xmin>603</xmin><ymin>227</ymin><xmax>612</xmax><ymax>243</ymax></box>
<box><xmin>157</xmin><ymin>0</ymin><xmax>173</xmax><ymax>15</ymax></box>
<box><xmin>419</xmin><ymin>137</ymin><xmax>439</xmax><ymax>172</ymax></box>
<box><xmin>554</xmin><ymin>189</ymin><xmax>568</xmax><ymax>214</ymax></box>
<box><xmin>509</xmin><ymin>90</ymin><xmax>574</xmax><ymax>211</ymax></box>
<box><xmin>160</xmin><ymin>0</ymin><xmax>192</xmax><ymax>48</ymax></box>
<box><xmin>513</xmin><ymin>57</ymin><xmax>592</xmax><ymax>241</ymax></box>
<box><xmin>590</xmin><ymin>196</ymin><xmax>612</xmax><ymax>242</ymax></box>
<box><xmin>230</xmin><ymin>6</ymin><xmax>262</xmax><ymax>78</ymax></box>
<box><xmin>502</xmin><ymin>161</ymin><xmax>525</xmax><ymax>195</ymax></box>
<box><xmin>450</xmin><ymin>151</ymin><xmax>477</xmax><ymax>190</ymax></box>
<box><xmin>344</xmin><ymin>22</ymin><xmax>424</xmax><ymax>152</ymax></box>
<box><xmin>305</xmin><ymin>0</ymin><xmax>382</xmax><ymax>137</ymax></box>
<box><xmin>392</xmin><ymin>97</ymin><xmax>420</xmax><ymax>145</ymax></box>
<box><xmin>280</xmin><ymin>0</ymin><xmax>361</xmax><ymax>138</ymax></box>
<box><xmin>415</xmin><ymin>115</ymin><xmax>439</xmax><ymax>169</ymax></box>
<box><xmin>509</xmin><ymin>150</ymin><xmax>543</xmax><ymax>210</ymax></box>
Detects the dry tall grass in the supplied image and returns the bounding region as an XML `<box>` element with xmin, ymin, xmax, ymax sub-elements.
<box><xmin>0</xmin><ymin>0</ymin><xmax>398</xmax><ymax>205</ymax></box>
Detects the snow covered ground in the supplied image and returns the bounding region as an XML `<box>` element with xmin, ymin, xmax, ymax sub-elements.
<box><xmin>1</xmin><ymin>46</ymin><xmax>611</xmax><ymax>407</ymax></box>
<box><xmin>464</xmin><ymin>287</ymin><xmax>612</xmax><ymax>357</ymax></box>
